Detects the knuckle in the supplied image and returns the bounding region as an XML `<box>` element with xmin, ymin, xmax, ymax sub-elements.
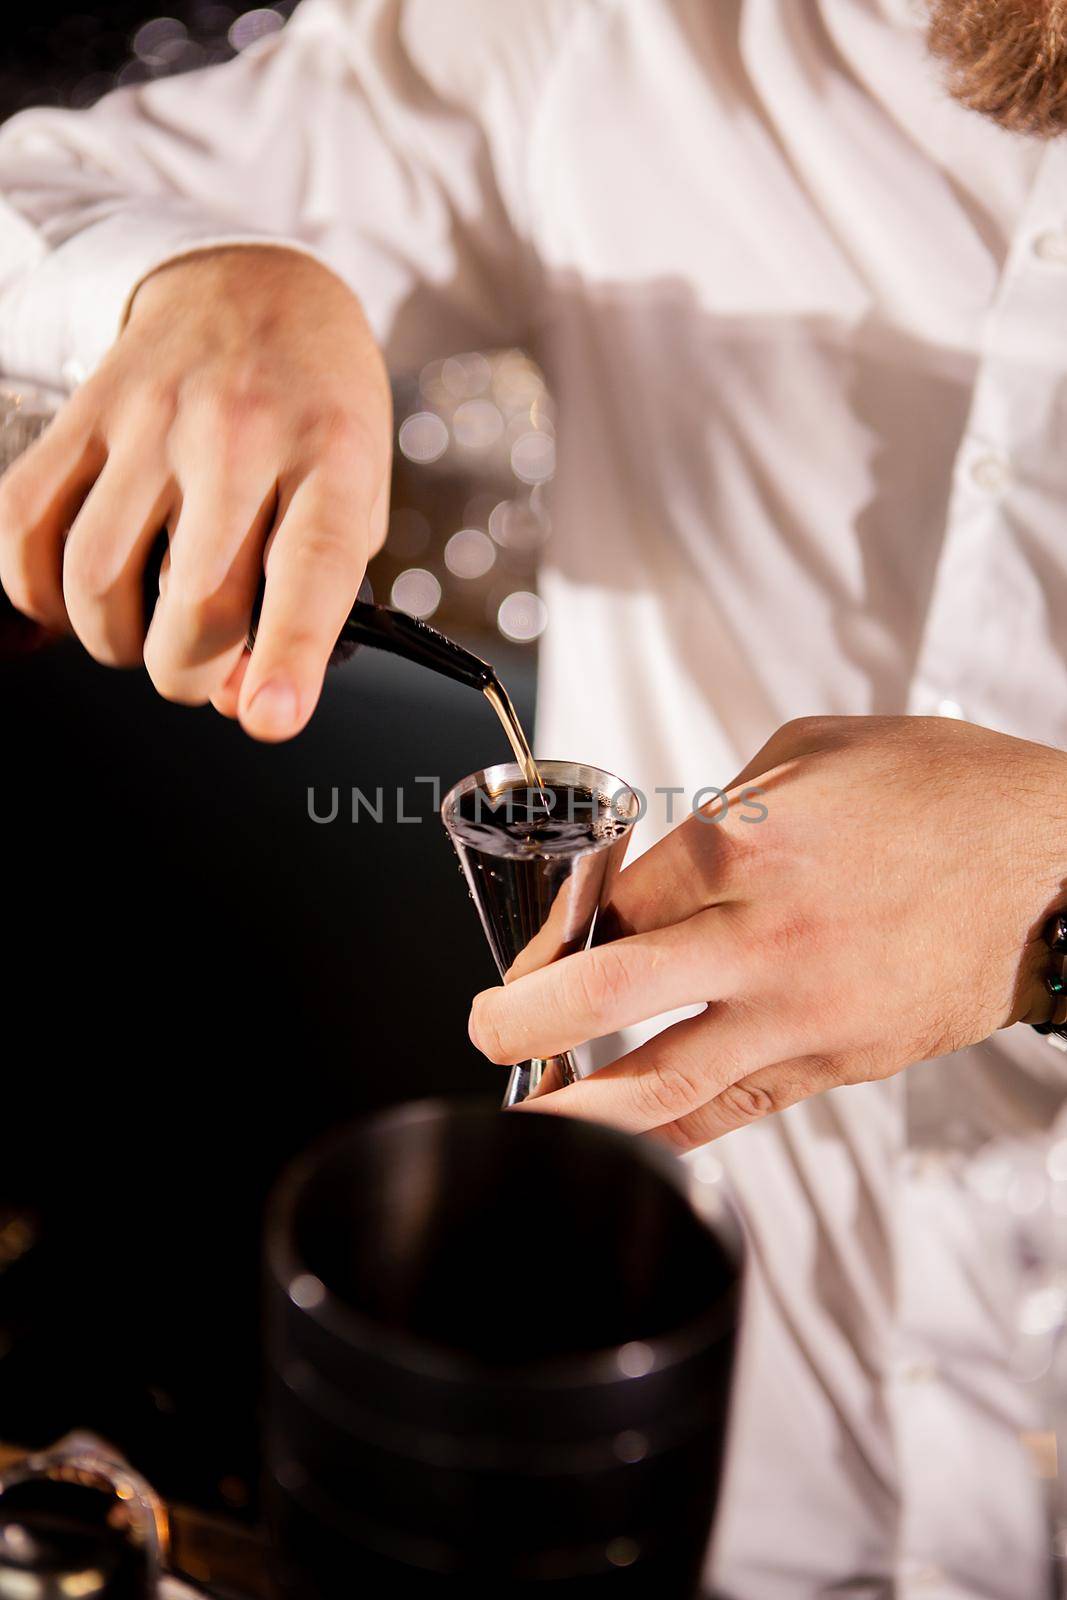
<box><xmin>716</xmin><ymin>1080</ymin><xmax>776</xmax><ymax>1123</ymax></box>
<box><xmin>307</xmin><ymin>408</ymin><xmax>389</xmax><ymax>490</ymax></box>
<box><xmin>2</xmin><ymin>570</ymin><xmax>57</xmax><ymax>624</ymax></box>
<box><xmin>0</xmin><ymin>550</ymin><xmax>56</xmax><ymax>624</ymax></box>
<box><xmin>310</xmin><ymin>404</ymin><xmax>376</xmax><ymax>460</ymax></box>
<box><xmin>132</xmin><ymin>378</ymin><xmax>179</xmax><ymax>430</ymax></box>
<box><xmin>76</xmin><ymin>625</ymin><xmax>142</xmax><ymax>669</ymax></box>
<box><xmin>317</xmin><ymin>404</ymin><xmax>368</xmax><ymax>453</ymax></box>
<box><xmin>212</xmin><ymin>381</ymin><xmax>278</xmax><ymax>440</ymax></box>
<box><xmin>142</xmin><ymin>645</ymin><xmax>210</xmax><ymax>707</ymax></box>
<box><xmin>803</xmin><ymin>1051</ymin><xmax>851</xmax><ymax>1088</ymax></box>
<box><xmin>296</xmin><ymin>524</ymin><xmax>352</xmax><ymax>565</ymax></box>
<box><xmin>283</xmin><ymin>525</ymin><xmax>362</xmax><ymax>590</ymax></box>
<box><xmin>569</xmin><ymin>945</ymin><xmax>629</xmax><ymax>1027</ymax></box>
<box><xmin>764</xmin><ymin>907</ymin><xmax>818</xmax><ymax>959</ymax></box>
<box><xmin>636</xmin><ymin>1057</ymin><xmax>704</xmax><ymax>1122</ymax></box>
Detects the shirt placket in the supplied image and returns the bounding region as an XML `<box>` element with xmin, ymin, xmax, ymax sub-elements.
<box><xmin>894</xmin><ymin>143</ymin><xmax>1067</xmax><ymax>1599</ymax></box>
<box><xmin>906</xmin><ymin>143</ymin><xmax>1067</xmax><ymax>748</ymax></box>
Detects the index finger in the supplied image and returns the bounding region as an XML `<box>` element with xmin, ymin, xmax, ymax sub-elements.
<box><xmin>471</xmin><ymin>908</ymin><xmax>743</xmax><ymax>1066</ymax></box>
<box><xmin>238</xmin><ymin>460</ymin><xmax>382</xmax><ymax>741</ymax></box>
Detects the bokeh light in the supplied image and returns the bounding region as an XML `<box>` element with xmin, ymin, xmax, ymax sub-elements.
<box><xmin>492</xmin><ymin>351</ymin><xmax>544</xmax><ymax>411</ymax></box>
<box><xmin>441</xmin><ymin>352</ymin><xmax>491</xmax><ymax>399</ymax></box>
<box><xmin>510</xmin><ymin>431</ymin><xmax>555</xmax><ymax>484</ymax></box>
<box><xmin>452</xmin><ymin>398</ymin><xmax>504</xmax><ymax>451</ymax></box>
<box><xmin>228</xmin><ymin>6</ymin><xmax>283</xmax><ymax>49</ymax></box>
<box><xmin>444</xmin><ymin>528</ymin><xmax>495</xmax><ymax>580</ymax></box>
<box><xmin>488</xmin><ymin>498</ymin><xmax>550</xmax><ymax>551</ymax></box>
<box><xmin>132</xmin><ymin>16</ymin><xmax>187</xmax><ymax>63</ymax></box>
<box><xmin>398</xmin><ymin>410</ymin><xmax>449</xmax><ymax>465</ymax></box>
<box><xmin>391</xmin><ymin>567</ymin><xmax>442</xmax><ymax>620</ymax></box>
<box><xmin>496</xmin><ymin>590</ymin><xmax>547</xmax><ymax>643</ymax></box>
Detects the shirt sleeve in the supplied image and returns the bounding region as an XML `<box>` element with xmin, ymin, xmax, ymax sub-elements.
<box><xmin>0</xmin><ymin>0</ymin><xmax>586</xmax><ymax>391</ymax></box>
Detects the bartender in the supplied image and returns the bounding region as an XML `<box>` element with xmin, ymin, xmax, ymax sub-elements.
<box><xmin>1</xmin><ymin>2</ymin><xmax>1065</xmax><ymax>1594</ymax></box>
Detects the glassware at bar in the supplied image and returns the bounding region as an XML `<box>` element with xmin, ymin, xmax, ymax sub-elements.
<box><xmin>0</xmin><ymin>1431</ymin><xmax>169</xmax><ymax>1600</ymax></box>
<box><xmin>441</xmin><ymin>760</ymin><xmax>639</xmax><ymax>1106</ymax></box>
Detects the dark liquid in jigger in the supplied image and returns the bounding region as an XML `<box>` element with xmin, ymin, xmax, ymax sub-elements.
<box><xmin>450</xmin><ymin>782</ymin><xmax>627</xmax><ymax>977</ymax></box>
<box><xmin>453</xmin><ymin>783</ymin><xmax>626</xmax><ymax>851</ymax></box>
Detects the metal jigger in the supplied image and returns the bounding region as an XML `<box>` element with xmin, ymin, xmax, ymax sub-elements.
<box><xmin>441</xmin><ymin>760</ymin><xmax>639</xmax><ymax>1107</ymax></box>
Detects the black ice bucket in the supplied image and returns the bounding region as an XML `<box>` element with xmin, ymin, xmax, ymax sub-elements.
<box><xmin>264</xmin><ymin>1098</ymin><xmax>740</xmax><ymax>1598</ymax></box>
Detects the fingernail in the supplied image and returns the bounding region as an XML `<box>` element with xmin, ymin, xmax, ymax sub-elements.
<box><xmin>246</xmin><ymin>677</ymin><xmax>298</xmax><ymax>738</ymax></box>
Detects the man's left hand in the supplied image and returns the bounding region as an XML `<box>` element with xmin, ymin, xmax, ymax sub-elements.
<box><xmin>468</xmin><ymin>715</ymin><xmax>1067</xmax><ymax>1150</ymax></box>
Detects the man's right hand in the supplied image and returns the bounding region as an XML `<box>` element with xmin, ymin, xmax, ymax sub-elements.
<box><xmin>0</xmin><ymin>244</ymin><xmax>392</xmax><ymax>740</ymax></box>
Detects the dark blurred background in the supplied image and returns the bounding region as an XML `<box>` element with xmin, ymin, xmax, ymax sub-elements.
<box><xmin>1</xmin><ymin>0</ymin><xmax>289</xmax><ymax>116</ymax></box>
<box><xmin>0</xmin><ymin>0</ymin><xmax>555</xmax><ymax>1521</ymax></box>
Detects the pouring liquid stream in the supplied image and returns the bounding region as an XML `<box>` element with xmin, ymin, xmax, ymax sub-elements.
<box><xmin>482</xmin><ymin>677</ymin><xmax>549</xmax><ymax>808</ymax></box>
<box><xmin>336</xmin><ymin>602</ymin><xmax>550</xmax><ymax>803</ymax></box>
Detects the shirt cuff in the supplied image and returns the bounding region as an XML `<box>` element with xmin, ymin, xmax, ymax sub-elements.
<box><xmin>0</xmin><ymin>203</ymin><xmax>339</xmax><ymax>392</ymax></box>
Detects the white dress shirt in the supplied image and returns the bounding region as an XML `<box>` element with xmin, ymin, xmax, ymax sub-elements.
<box><xmin>2</xmin><ymin>1</ymin><xmax>1066</xmax><ymax>1594</ymax></box>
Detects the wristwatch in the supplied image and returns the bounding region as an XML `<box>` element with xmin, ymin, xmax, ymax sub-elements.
<box><xmin>1031</xmin><ymin>912</ymin><xmax>1067</xmax><ymax>1040</ymax></box>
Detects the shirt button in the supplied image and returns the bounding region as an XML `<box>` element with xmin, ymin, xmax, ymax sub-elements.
<box><xmin>969</xmin><ymin>450</ymin><xmax>1011</xmax><ymax>492</ymax></box>
<box><xmin>1034</xmin><ymin>229</ymin><xmax>1067</xmax><ymax>264</ymax></box>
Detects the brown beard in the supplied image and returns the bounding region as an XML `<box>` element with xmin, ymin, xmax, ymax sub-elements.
<box><xmin>926</xmin><ymin>0</ymin><xmax>1067</xmax><ymax>137</ymax></box>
